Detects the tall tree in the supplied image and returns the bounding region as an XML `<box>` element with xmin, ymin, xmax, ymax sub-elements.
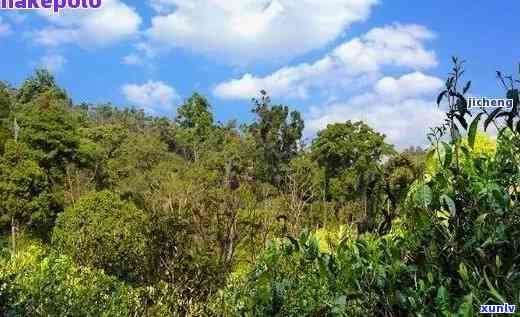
<box><xmin>175</xmin><ymin>93</ymin><xmax>215</xmax><ymax>160</ymax></box>
<box><xmin>16</xmin><ymin>88</ymin><xmax>80</xmax><ymax>180</ymax></box>
<box><xmin>0</xmin><ymin>82</ymin><xmax>12</xmax><ymax>153</ymax></box>
<box><xmin>311</xmin><ymin>121</ymin><xmax>394</xmax><ymax>230</ymax></box>
<box><xmin>249</xmin><ymin>90</ymin><xmax>304</xmax><ymax>184</ymax></box>
<box><xmin>0</xmin><ymin>141</ymin><xmax>53</xmax><ymax>251</ymax></box>
<box><xmin>17</xmin><ymin>69</ymin><xmax>68</xmax><ymax>105</ymax></box>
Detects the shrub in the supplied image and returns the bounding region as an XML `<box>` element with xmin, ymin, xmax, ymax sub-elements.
<box><xmin>53</xmin><ymin>190</ymin><xmax>151</xmax><ymax>283</ymax></box>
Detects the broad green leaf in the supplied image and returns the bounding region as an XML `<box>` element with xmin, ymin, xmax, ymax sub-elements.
<box><xmin>468</xmin><ymin>113</ymin><xmax>483</xmax><ymax>149</ymax></box>
<box><xmin>414</xmin><ymin>183</ymin><xmax>433</xmax><ymax>209</ymax></box>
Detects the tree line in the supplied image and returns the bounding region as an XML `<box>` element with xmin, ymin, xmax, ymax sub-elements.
<box><xmin>1</xmin><ymin>59</ymin><xmax>519</xmax><ymax>316</ymax></box>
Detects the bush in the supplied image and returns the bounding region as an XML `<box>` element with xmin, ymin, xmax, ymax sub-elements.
<box><xmin>212</xmin><ymin>227</ymin><xmax>477</xmax><ymax>316</ymax></box>
<box><xmin>0</xmin><ymin>244</ymin><xmax>189</xmax><ymax>316</ymax></box>
<box><xmin>0</xmin><ymin>245</ymin><xmax>140</xmax><ymax>316</ymax></box>
<box><xmin>53</xmin><ymin>190</ymin><xmax>151</xmax><ymax>283</ymax></box>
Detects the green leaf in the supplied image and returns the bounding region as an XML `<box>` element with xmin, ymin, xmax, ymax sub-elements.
<box><xmin>441</xmin><ymin>142</ymin><xmax>453</xmax><ymax>168</ymax></box>
<box><xmin>456</xmin><ymin>294</ymin><xmax>474</xmax><ymax>316</ymax></box>
<box><xmin>458</xmin><ymin>262</ymin><xmax>469</xmax><ymax>281</ymax></box>
<box><xmin>484</xmin><ymin>270</ymin><xmax>507</xmax><ymax>304</ymax></box>
<box><xmin>414</xmin><ymin>184</ymin><xmax>433</xmax><ymax>209</ymax></box>
<box><xmin>425</xmin><ymin>148</ymin><xmax>436</xmax><ymax>164</ymax></box>
<box><xmin>476</xmin><ymin>213</ymin><xmax>489</xmax><ymax>224</ymax></box>
<box><xmin>468</xmin><ymin>113</ymin><xmax>484</xmax><ymax>149</ymax></box>
<box><xmin>440</xmin><ymin>194</ymin><xmax>456</xmax><ymax>217</ymax></box>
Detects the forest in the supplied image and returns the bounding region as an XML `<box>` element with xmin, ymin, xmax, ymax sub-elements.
<box><xmin>0</xmin><ymin>58</ymin><xmax>519</xmax><ymax>316</ymax></box>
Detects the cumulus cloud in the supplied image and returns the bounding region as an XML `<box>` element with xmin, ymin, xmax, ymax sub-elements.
<box><xmin>38</xmin><ymin>54</ymin><xmax>68</xmax><ymax>73</ymax></box>
<box><xmin>306</xmin><ymin>72</ymin><xmax>445</xmax><ymax>149</ymax></box>
<box><xmin>121</xmin><ymin>81</ymin><xmax>180</xmax><ymax>115</ymax></box>
<box><xmin>374</xmin><ymin>72</ymin><xmax>443</xmax><ymax>101</ymax></box>
<box><xmin>122</xmin><ymin>42</ymin><xmax>157</xmax><ymax>67</ymax></box>
<box><xmin>33</xmin><ymin>0</ymin><xmax>141</xmax><ymax>47</ymax></box>
<box><xmin>146</xmin><ymin>0</ymin><xmax>379</xmax><ymax>64</ymax></box>
<box><xmin>214</xmin><ymin>24</ymin><xmax>437</xmax><ymax>100</ymax></box>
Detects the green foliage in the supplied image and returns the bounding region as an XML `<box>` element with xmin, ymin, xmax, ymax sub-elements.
<box><xmin>1</xmin><ymin>62</ymin><xmax>520</xmax><ymax>316</ymax></box>
<box><xmin>0</xmin><ymin>244</ymin><xmax>187</xmax><ymax>316</ymax></box>
<box><xmin>249</xmin><ymin>90</ymin><xmax>304</xmax><ymax>184</ymax></box>
<box><xmin>214</xmin><ymin>228</ymin><xmax>475</xmax><ymax>316</ymax></box>
<box><xmin>0</xmin><ymin>83</ymin><xmax>13</xmax><ymax>153</ymax></box>
<box><xmin>0</xmin><ymin>245</ymin><xmax>140</xmax><ymax>316</ymax></box>
<box><xmin>15</xmin><ymin>89</ymin><xmax>80</xmax><ymax>178</ymax></box>
<box><xmin>16</xmin><ymin>69</ymin><xmax>68</xmax><ymax>105</ymax></box>
<box><xmin>0</xmin><ymin>141</ymin><xmax>54</xmax><ymax>236</ymax></box>
<box><xmin>214</xmin><ymin>60</ymin><xmax>520</xmax><ymax>316</ymax></box>
<box><xmin>176</xmin><ymin>93</ymin><xmax>214</xmax><ymax>131</ymax></box>
<box><xmin>53</xmin><ymin>191</ymin><xmax>151</xmax><ymax>283</ymax></box>
<box><xmin>174</xmin><ymin>93</ymin><xmax>215</xmax><ymax>160</ymax></box>
<box><xmin>312</xmin><ymin>121</ymin><xmax>394</xmax><ymax>198</ymax></box>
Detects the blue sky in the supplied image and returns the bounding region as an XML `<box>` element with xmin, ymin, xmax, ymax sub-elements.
<box><xmin>0</xmin><ymin>1</ymin><xmax>518</xmax><ymax>148</ymax></box>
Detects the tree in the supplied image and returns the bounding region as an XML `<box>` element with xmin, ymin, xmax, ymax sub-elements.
<box><xmin>176</xmin><ymin>93</ymin><xmax>214</xmax><ymax>131</ymax></box>
<box><xmin>175</xmin><ymin>93</ymin><xmax>215</xmax><ymax>160</ymax></box>
<box><xmin>0</xmin><ymin>141</ymin><xmax>53</xmax><ymax>251</ymax></box>
<box><xmin>249</xmin><ymin>90</ymin><xmax>304</xmax><ymax>184</ymax></box>
<box><xmin>0</xmin><ymin>82</ymin><xmax>12</xmax><ymax>153</ymax></box>
<box><xmin>0</xmin><ymin>81</ymin><xmax>11</xmax><ymax>119</ymax></box>
<box><xmin>283</xmin><ymin>154</ymin><xmax>326</xmax><ymax>232</ymax></box>
<box><xmin>53</xmin><ymin>191</ymin><xmax>151</xmax><ymax>283</ymax></box>
<box><xmin>16</xmin><ymin>69</ymin><xmax>68</xmax><ymax>105</ymax></box>
<box><xmin>311</xmin><ymin>121</ymin><xmax>394</xmax><ymax>230</ymax></box>
<box><xmin>377</xmin><ymin>153</ymin><xmax>420</xmax><ymax>234</ymax></box>
<box><xmin>15</xmin><ymin>89</ymin><xmax>80</xmax><ymax>179</ymax></box>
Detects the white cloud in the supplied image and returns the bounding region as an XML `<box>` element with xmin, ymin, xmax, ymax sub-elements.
<box><xmin>34</xmin><ymin>0</ymin><xmax>141</xmax><ymax>47</ymax></box>
<box><xmin>121</xmin><ymin>42</ymin><xmax>157</xmax><ymax>67</ymax></box>
<box><xmin>374</xmin><ymin>72</ymin><xmax>443</xmax><ymax>101</ymax></box>
<box><xmin>147</xmin><ymin>0</ymin><xmax>379</xmax><ymax>64</ymax></box>
<box><xmin>214</xmin><ymin>24</ymin><xmax>437</xmax><ymax>100</ymax></box>
<box><xmin>38</xmin><ymin>54</ymin><xmax>68</xmax><ymax>73</ymax></box>
<box><xmin>306</xmin><ymin>72</ymin><xmax>445</xmax><ymax>149</ymax></box>
<box><xmin>0</xmin><ymin>17</ymin><xmax>11</xmax><ymax>36</ymax></box>
<box><xmin>121</xmin><ymin>81</ymin><xmax>180</xmax><ymax>114</ymax></box>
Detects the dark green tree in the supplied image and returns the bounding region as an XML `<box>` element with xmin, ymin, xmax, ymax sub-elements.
<box><xmin>311</xmin><ymin>121</ymin><xmax>394</xmax><ymax>229</ymax></box>
<box><xmin>0</xmin><ymin>141</ymin><xmax>53</xmax><ymax>251</ymax></box>
<box><xmin>249</xmin><ymin>90</ymin><xmax>304</xmax><ymax>184</ymax></box>
<box><xmin>0</xmin><ymin>82</ymin><xmax>12</xmax><ymax>153</ymax></box>
<box><xmin>15</xmin><ymin>89</ymin><xmax>80</xmax><ymax>179</ymax></box>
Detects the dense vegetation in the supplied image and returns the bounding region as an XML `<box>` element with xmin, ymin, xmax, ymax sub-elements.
<box><xmin>0</xmin><ymin>60</ymin><xmax>519</xmax><ymax>316</ymax></box>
